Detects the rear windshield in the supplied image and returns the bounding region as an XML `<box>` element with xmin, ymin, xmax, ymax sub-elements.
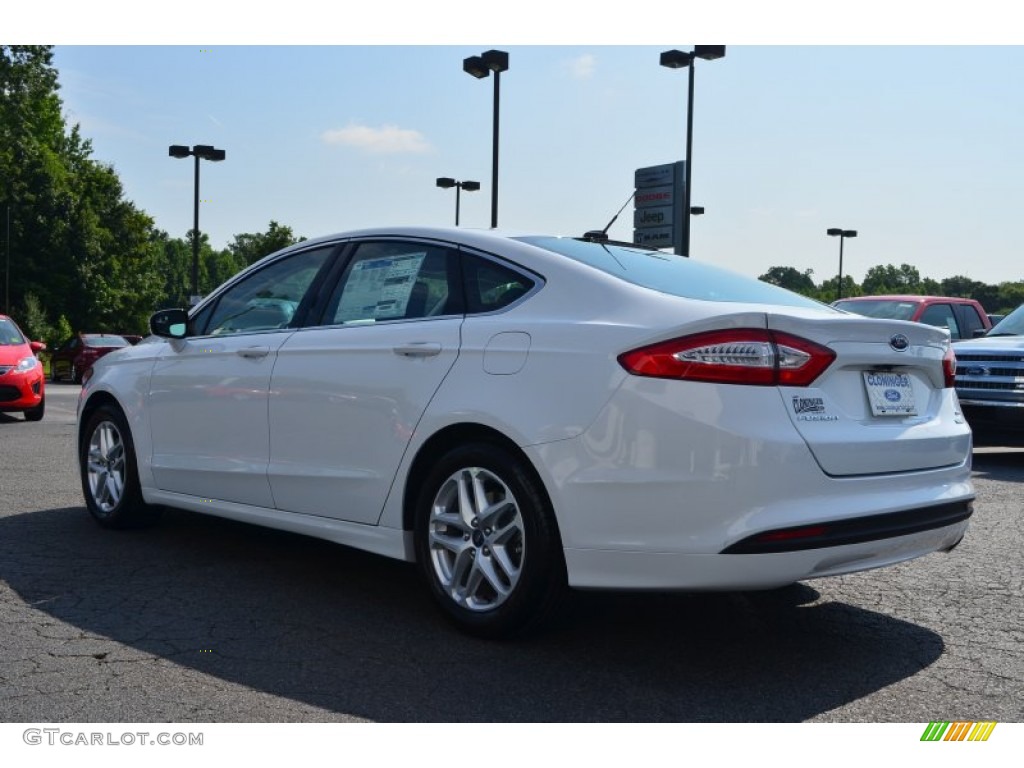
<box><xmin>84</xmin><ymin>335</ymin><xmax>129</xmax><ymax>348</ymax></box>
<box><xmin>517</xmin><ymin>237</ymin><xmax>826</xmax><ymax>309</ymax></box>
<box><xmin>0</xmin><ymin>318</ymin><xmax>27</xmax><ymax>346</ymax></box>
<box><xmin>833</xmin><ymin>299</ymin><xmax>918</xmax><ymax>320</ymax></box>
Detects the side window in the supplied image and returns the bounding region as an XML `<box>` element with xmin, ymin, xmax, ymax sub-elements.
<box><xmin>462</xmin><ymin>254</ymin><xmax>536</xmax><ymax>314</ymax></box>
<box><xmin>203</xmin><ymin>247</ymin><xmax>331</xmax><ymax>336</ymax></box>
<box><xmin>956</xmin><ymin>305</ymin><xmax>985</xmax><ymax>338</ymax></box>
<box><xmin>919</xmin><ymin>304</ymin><xmax>962</xmax><ymax>339</ymax></box>
<box><xmin>324</xmin><ymin>241</ymin><xmax>460</xmax><ymax>325</ymax></box>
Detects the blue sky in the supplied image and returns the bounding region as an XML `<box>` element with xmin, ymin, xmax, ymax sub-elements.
<box><xmin>14</xmin><ymin>6</ymin><xmax>1024</xmax><ymax>286</ymax></box>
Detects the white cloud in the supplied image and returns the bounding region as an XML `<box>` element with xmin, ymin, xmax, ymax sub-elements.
<box><xmin>321</xmin><ymin>123</ymin><xmax>431</xmax><ymax>154</ymax></box>
<box><xmin>567</xmin><ymin>54</ymin><xmax>596</xmax><ymax>79</ymax></box>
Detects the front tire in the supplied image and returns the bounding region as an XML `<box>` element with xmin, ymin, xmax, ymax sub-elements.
<box><xmin>24</xmin><ymin>396</ymin><xmax>44</xmax><ymax>422</ymax></box>
<box><xmin>79</xmin><ymin>404</ymin><xmax>159</xmax><ymax>528</ymax></box>
<box><xmin>414</xmin><ymin>442</ymin><xmax>566</xmax><ymax>639</ymax></box>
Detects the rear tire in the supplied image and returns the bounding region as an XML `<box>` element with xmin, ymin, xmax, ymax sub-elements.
<box><xmin>79</xmin><ymin>404</ymin><xmax>159</xmax><ymax>528</ymax></box>
<box><xmin>414</xmin><ymin>442</ymin><xmax>566</xmax><ymax>639</ymax></box>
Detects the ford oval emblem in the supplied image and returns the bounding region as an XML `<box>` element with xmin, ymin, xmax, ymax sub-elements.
<box><xmin>884</xmin><ymin>389</ymin><xmax>902</xmax><ymax>402</ymax></box>
<box><xmin>889</xmin><ymin>334</ymin><xmax>910</xmax><ymax>351</ymax></box>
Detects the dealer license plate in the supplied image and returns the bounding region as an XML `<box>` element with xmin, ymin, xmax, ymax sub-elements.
<box><xmin>863</xmin><ymin>371</ymin><xmax>917</xmax><ymax>416</ymax></box>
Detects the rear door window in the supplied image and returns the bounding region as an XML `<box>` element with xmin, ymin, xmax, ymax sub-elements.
<box><xmin>322</xmin><ymin>241</ymin><xmax>461</xmax><ymax>325</ymax></box>
<box><xmin>954</xmin><ymin>304</ymin><xmax>986</xmax><ymax>338</ymax></box>
<box><xmin>919</xmin><ymin>303</ymin><xmax>962</xmax><ymax>339</ymax></box>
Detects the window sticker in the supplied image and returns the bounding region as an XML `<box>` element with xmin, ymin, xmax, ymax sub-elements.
<box><xmin>335</xmin><ymin>253</ymin><xmax>426</xmax><ymax>323</ymax></box>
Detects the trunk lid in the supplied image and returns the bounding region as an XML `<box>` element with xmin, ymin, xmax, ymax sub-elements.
<box><xmin>767</xmin><ymin>312</ymin><xmax>970</xmax><ymax>476</ymax></box>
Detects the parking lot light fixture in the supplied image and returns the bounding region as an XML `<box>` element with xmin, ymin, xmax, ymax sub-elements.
<box><xmin>436</xmin><ymin>177</ymin><xmax>480</xmax><ymax>226</ymax></box>
<box><xmin>660</xmin><ymin>46</ymin><xmax>726</xmax><ymax>257</ymax></box>
<box><xmin>168</xmin><ymin>143</ymin><xmax>226</xmax><ymax>303</ymax></box>
<box><xmin>463</xmin><ymin>49</ymin><xmax>508</xmax><ymax>229</ymax></box>
<box><xmin>827</xmin><ymin>228</ymin><xmax>858</xmax><ymax>300</ymax></box>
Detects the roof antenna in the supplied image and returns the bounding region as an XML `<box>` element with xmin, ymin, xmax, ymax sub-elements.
<box><xmin>583</xmin><ymin>191</ymin><xmax>636</xmax><ymax>242</ymax></box>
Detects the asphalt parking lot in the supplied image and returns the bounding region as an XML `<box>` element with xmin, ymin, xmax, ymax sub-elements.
<box><xmin>1</xmin><ymin>384</ymin><xmax>1021</xmax><ymax>722</ymax></box>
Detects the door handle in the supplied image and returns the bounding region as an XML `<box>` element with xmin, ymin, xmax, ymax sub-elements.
<box><xmin>237</xmin><ymin>346</ymin><xmax>270</xmax><ymax>359</ymax></box>
<box><xmin>394</xmin><ymin>342</ymin><xmax>442</xmax><ymax>358</ymax></box>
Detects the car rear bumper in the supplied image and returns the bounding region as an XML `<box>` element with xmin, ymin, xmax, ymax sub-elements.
<box><xmin>564</xmin><ymin>518</ymin><xmax>970</xmax><ymax>590</ymax></box>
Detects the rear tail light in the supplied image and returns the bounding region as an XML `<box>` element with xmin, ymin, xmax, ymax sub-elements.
<box><xmin>618</xmin><ymin>329</ymin><xmax>836</xmax><ymax>387</ymax></box>
<box><xmin>942</xmin><ymin>346</ymin><xmax>956</xmax><ymax>388</ymax></box>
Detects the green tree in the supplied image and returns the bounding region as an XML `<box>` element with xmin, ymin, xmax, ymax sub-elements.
<box><xmin>226</xmin><ymin>220</ymin><xmax>304</xmax><ymax>267</ymax></box>
<box><xmin>940</xmin><ymin>275</ymin><xmax>984</xmax><ymax>298</ymax></box>
<box><xmin>1</xmin><ymin>45</ymin><xmax>163</xmax><ymax>333</ymax></box>
<box><xmin>818</xmin><ymin>275</ymin><xmax>862</xmax><ymax>303</ymax></box>
<box><xmin>861</xmin><ymin>263</ymin><xmax>922</xmax><ymax>295</ymax></box>
<box><xmin>16</xmin><ymin>291</ymin><xmax>53</xmax><ymax>343</ymax></box>
<box><xmin>759</xmin><ymin>266</ymin><xmax>817</xmax><ymax>297</ymax></box>
<box><xmin>997</xmin><ymin>281</ymin><xmax>1024</xmax><ymax>314</ymax></box>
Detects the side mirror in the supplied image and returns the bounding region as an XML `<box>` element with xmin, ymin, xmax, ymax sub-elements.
<box><xmin>973</xmin><ymin>328</ymin><xmax>989</xmax><ymax>338</ymax></box>
<box><xmin>30</xmin><ymin>341</ymin><xmax>47</xmax><ymax>353</ymax></box>
<box><xmin>150</xmin><ymin>308</ymin><xmax>189</xmax><ymax>339</ymax></box>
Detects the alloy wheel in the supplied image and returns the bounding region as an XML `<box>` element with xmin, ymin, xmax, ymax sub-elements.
<box><xmin>428</xmin><ymin>466</ymin><xmax>526</xmax><ymax>612</ymax></box>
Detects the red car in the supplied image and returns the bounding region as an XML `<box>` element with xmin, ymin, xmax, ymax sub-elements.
<box><xmin>50</xmin><ymin>333</ymin><xmax>131</xmax><ymax>384</ymax></box>
<box><xmin>0</xmin><ymin>314</ymin><xmax>46</xmax><ymax>421</ymax></box>
<box><xmin>832</xmin><ymin>295</ymin><xmax>992</xmax><ymax>340</ymax></box>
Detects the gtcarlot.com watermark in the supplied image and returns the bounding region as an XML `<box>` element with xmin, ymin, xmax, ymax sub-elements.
<box><xmin>23</xmin><ymin>728</ymin><xmax>203</xmax><ymax>747</ymax></box>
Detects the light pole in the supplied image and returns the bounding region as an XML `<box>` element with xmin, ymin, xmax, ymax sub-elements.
<box><xmin>463</xmin><ymin>49</ymin><xmax>508</xmax><ymax>229</ymax></box>
<box><xmin>659</xmin><ymin>46</ymin><xmax>725</xmax><ymax>257</ymax></box>
<box><xmin>827</xmin><ymin>228</ymin><xmax>857</xmax><ymax>300</ymax></box>
<box><xmin>436</xmin><ymin>177</ymin><xmax>481</xmax><ymax>226</ymax></box>
<box><xmin>169</xmin><ymin>144</ymin><xmax>226</xmax><ymax>304</ymax></box>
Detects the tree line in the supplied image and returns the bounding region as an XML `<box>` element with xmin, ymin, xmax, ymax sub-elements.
<box><xmin>758</xmin><ymin>265</ymin><xmax>1024</xmax><ymax>316</ymax></box>
<box><xmin>1</xmin><ymin>46</ymin><xmax>303</xmax><ymax>348</ymax></box>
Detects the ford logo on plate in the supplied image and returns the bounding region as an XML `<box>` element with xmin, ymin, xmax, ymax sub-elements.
<box><xmin>884</xmin><ymin>389</ymin><xmax>902</xmax><ymax>402</ymax></box>
<box><xmin>889</xmin><ymin>334</ymin><xmax>910</xmax><ymax>351</ymax></box>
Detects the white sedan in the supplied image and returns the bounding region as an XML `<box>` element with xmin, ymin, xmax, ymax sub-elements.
<box><xmin>77</xmin><ymin>228</ymin><xmax>974</xmax><ymax>637</ymax></box>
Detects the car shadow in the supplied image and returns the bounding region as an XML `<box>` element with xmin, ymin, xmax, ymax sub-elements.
<box><xmin>1</xmin><ymin>506</ymin><xmax>945</xmax><ymax>722</ymax></box>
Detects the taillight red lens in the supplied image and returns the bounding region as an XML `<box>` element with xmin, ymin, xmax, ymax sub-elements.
<box><xmin>618</xmin><ymin>329</ymin><xmax>836</xmax><ymax>387</ymax></box>
<box><xmin>942</xmin><ymin>346</ymin><xmax>956</xmax><ymax>388</ymax></box>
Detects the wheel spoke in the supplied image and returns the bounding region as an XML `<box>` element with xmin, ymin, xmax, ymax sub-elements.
<box><xmin>432</xmin><ymin>510</ymin><xmax>468</xmax><ymax>535</ymax></box>
<box><xmin>480</xmin><ymin>499</ymin><xmax>515</xmax><ymax>530</ymax></box>
<box><xmin>490</xmin><ymin>543</ymin><xmax>521</xmax><ymax>585</ymax></box>
<box><xmin>471</xmin><ymin>473</ymin><xmax>490</xmax><ymax>521</ymax></box>
<box><xmin>456</xmin><ymin>472</ymin><xmax>477</xmax><ymax>528</ymax></box>
<box><xmin>474</xmin><ymin>554</ymin><xmax>512</xmax><ymax>599</ymax></box>
<box><xmin>448</xmin><ymin>546</ymin><xmax>476</xmax><ymax>598</ymax></box>
<box><xmin>429</xmin><ymin>527</ymin><xmax>467</xmax><ymax>555</ymax></box>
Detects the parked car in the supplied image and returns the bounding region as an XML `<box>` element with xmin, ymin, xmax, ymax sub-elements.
<box><xmin>832</xmin><ymin>295</ymin><xmax>991</xmax><ymax>340</ymax></box>
<box><xmin>50</xmin><ymin>333</ymin><xmax>131</xmax><ymax>383</ymax></box>
<box><xmin>0</xmin><ymin>313</ymin><xmax>46</xmax><ymax>421</ymax></box>
<box><xmin>77</xmin><ymin>228</ymin><xmax>975</xmax><ymax>637</ymax></box>
<box><xmin>953</xmin><ymin>304</ymin><xmax>1024</xmax><ymax>445</ymax></box>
